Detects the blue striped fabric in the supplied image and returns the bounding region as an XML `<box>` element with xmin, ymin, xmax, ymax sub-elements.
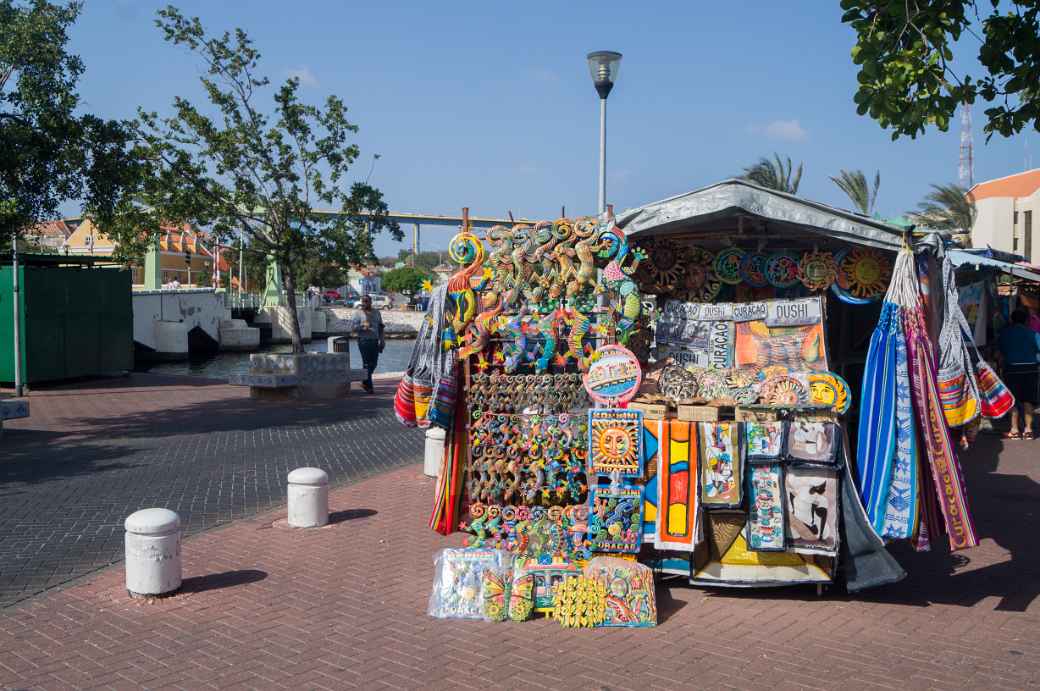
<box><xmin>857</xmin><ymin>302</ymin><xmax>899</xmax><ymax>533</ymax></box>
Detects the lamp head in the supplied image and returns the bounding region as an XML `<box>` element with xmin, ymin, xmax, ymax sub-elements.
<box><xmin>586</xmin><ymin>50</ymin><xmax>622</xmax><ymax>99</ymax></box>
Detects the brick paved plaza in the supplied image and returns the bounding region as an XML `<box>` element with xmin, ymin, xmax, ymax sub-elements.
<box><xmin>0</xmin><ymin>374</ymin><xmax>421</xmax><ymax>608</ymax></box>
<box><xmin>2</xmin><ymin>376</ymin><xmax>1040</xmax><ymax>689</ymax></box>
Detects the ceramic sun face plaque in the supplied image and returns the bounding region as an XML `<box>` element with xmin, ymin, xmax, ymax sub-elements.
<box><xmin>583</xmin><ymin>344</ymin><xmax>642</xmax><ymax>405</ymax></box>
<box><xmin>588</xmin><ymin>409</ymin><xmax>644</xmax><ymax>477</ymax></box>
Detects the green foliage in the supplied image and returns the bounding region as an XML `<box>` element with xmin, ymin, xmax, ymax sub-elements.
<box><xmin>382</xmin><ymin>266</ymin><xmax>431</xmax><ymax>295</ymax></box>
<box><xmin>740</xmin><ymin>154</ymin><xmax>803</xmax><ymax>194</ymax></box>
<box><xmin>124</xmin><ymin>5</ymin><xmax>400</xmax><ymax>351</ymax></box>
<box><xmin>830</xmin><ymin>169</ymin><xmax>880</xmax><ymax>216</ymax></box>
<box><xmin>908</xmin><ymin>183</ymin><xmax>976</xmax><ymax>231</ymax></box>
<box><xmin>396</xmin><ymin>249</ymin><xmax>443</xmax><ymax>272</ymax></box>
<box><xmin>842</xmin><ymin>0</ymin><xmax>1040</xmax><ymax>138</ymax></box>
<box><xmin>0</xmin><ymin>0</ymin><xmax>141</xmax><ymax>245</ymax></box>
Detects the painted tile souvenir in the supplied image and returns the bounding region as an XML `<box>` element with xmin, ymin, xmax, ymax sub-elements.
<box><xmin>785</xmin><ymin>420</ymin><xmax>838</xmax><ymax>464</ymax></box>
<box><xmin>746</xmin><ymin>463</ymin><xmax>786</xmax><ymax>551</ymax></box>
<box><xmin>588</xmin><ymin>409</ymin><xmax>643</xmax><ymax>477</ymax></box>
<box><xmin>699</xmin><ymin>422</ymin><xmax>742</xmax><ymax>508</ymax></box>
<box><xmin>583</xmin><ymin>557</ymin><xmax>658</xmax><ymax>628</ymax></box>
<box><xmin>427</xmin><ymin>548</ymin><xmax>512</xmax><ymax>619</ymax></box>
<box><xmin>514</xmin><ymin>556</ymin><xmax>581</xmax><ymax>613</ymax></box>
<box><xmin>641</xmin><ymin>420</ymin><xmax>663</xmax><ymax>542</ymax></box>
<box><xmin>587</xmin><ymin>484</ymin><xmax>644</xmax><ymax>553</ymax></box>
<box><xmin>785</xmin><ymin>466</ymin><xmax>840</xmax><ymax>556</ymax></box>
<box><xmin>654</xmin><ymin>420</ymin><xmax>699</xmax><ymax>552</ymax></box>
<box><xmin>744</xmin><ymin>420</ymin><xmax>785</xmax><ymax>461</ymax></box>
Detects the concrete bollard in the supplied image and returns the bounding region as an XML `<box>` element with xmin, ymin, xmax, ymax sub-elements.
<box><xmin>424</xmin><ymin>427</ymin><xmax>446</xmax><ymax>478</ymax></box>
<box><xmin>124</xmin><ymin>508</ymin><xmax>182</xmax><ymax>597</ymax></box>
<box><xmin>287</xmin><ymin>467</ymin><xmax>329</xmax><ymax>527</ymax></box>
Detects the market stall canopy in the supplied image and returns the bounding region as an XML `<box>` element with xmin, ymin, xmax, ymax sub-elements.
<box><xmin>615</xmin><ymin>179</ymin><xmax>909</xmax><ymax>251</ymax></box>
<box><xmin>948</xmin><ymin>248</ymin><xmax>1040</xmax><ymax>282</ymax></box>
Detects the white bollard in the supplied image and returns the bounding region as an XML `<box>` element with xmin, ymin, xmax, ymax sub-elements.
<box><xmin>424</xmin><ymin>427</ymin><xmax>446</xmax><ymax>478</ymax></box>
<box><xmin>124</xmin><ymin>508</ymin><xmax>182</xmax><ymax>597</ymax></box>
<box><xmin>287</xmin><ymin>467</ymin><xmax>329</xmax><ymax>527</ymax></box>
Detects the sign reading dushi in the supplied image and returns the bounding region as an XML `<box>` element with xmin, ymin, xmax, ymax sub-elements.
<box><xmin>583</xmin><ymin>344</ymin><xmax>642</xmax><ymax>405</ymax></box>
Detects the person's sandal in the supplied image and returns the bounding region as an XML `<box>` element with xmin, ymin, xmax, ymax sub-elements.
<box><xmin>1005</xmin><ymin>431</ymin><xmax>1023</xmax><ymax>440</ymax></box>
<box><xmin>1025</xmin><ymin>431</ymin><xmax>1035</xmax><ymax>440</ymax></box>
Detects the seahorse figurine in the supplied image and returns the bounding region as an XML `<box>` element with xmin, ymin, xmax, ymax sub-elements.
<box><xmin>501</xmin><ymin>314</ymin><xmax>527</xmax><ymax>374</ymax></box>
<box><xmin>568</xmin><ymin>234</ymin><xmax>599</xmax><ymax>299</ymax></box>
<box><xmin>562</xmin><ymin>308</ymin><xmax>593</xmax><ymax>371</ymax></box>
<box><xmin>534</xmin><ymin>311</ymin><xmax>557</xmax><ymax>374</ymax></box>
<box><xmin>458</xmin><ymin>292</ymin><xmax>503</xmax><ymax>360</ymax></box>
<box><xmin>444</xmin><ymin>229</ymin><xmax>486</xmax><ymax>349</ymax></box>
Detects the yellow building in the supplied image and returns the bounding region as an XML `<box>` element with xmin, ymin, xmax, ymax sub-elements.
<box><xmin>61</xmin><ymin>217</ymin><xmax>230</xmax><ymax>288</ymax></box>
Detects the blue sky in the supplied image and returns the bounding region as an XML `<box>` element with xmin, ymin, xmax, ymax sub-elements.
<box><xmin>67</xmin><ymin>1</ymin><xmax>1040</xmax><ymax>257</ymax></box>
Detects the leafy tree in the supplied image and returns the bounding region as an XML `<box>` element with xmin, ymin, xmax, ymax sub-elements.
<box><xmin>397</xmin><ymin>249</ymin><xmax>444</xmax><ymax>272</ymax></box>
<box><xmin>831</xmin><ymin>169</ymin><xmax>880</xmax><ymax>216</ymax></box>
<box><xmin>842</xmin><ymin>0</ymin><xmax>1040</xmax><ymax>138</ymax></box>
<box><xmin>739</xmin><ymin>154</ymin><xmax>803</xmax><ymax>194</ymax></box>
<box><xmin>908</xmin><ymin>183</ymin><xmax>976</xmax><ymax>232</ymax></box>
<box><xmin>0</xmin><ymin>0</ymin><xmax>141</xmax><ymax>247</ymax></box>
<box><xmin>123</xmin><ymin>6</ymin><xmax>400</xmax><ymax>352</ymax></box>
<box><xmin>382</xmin><ymin>266</ymin><xmax>431</xmax><ymax>295</ymax></box>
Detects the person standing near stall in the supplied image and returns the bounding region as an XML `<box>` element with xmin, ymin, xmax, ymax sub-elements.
<box><xmin>998</xmin><ymin>308</ymin><xmax>1040</xmax><ymax>439</ymax></box>
<box><xmin>353</xmin><ymin>295</ymin><xmax>385</xmax><ymax>394</ymax></box>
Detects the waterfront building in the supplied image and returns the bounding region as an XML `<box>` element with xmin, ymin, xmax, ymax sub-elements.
<box><xmin>970</xmin><ymin>169</ymin><xmax>1040</xmax><ymax>261</ymax></box>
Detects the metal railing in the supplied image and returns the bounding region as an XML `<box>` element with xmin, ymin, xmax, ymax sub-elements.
<box><xmin>224</xmin><ymin>291</ymin><xmax>261</xmax><ymax>310</ymax></box>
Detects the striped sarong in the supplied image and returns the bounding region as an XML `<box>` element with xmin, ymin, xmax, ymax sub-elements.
<box><xmin>879</xmin><ymin>311</ymin><xmax>919</xmax><ymax>540</ymax></box>
<box><xmin>904</xmin><ymin>306</ymin><xmax>978</xmax><ymax>551</ymax></box>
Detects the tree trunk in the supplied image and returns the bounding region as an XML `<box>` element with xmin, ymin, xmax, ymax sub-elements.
<box><xmin>281</xmin><ymin>259</ymin><xmax>305</xmax><ymax>354</ymax></box>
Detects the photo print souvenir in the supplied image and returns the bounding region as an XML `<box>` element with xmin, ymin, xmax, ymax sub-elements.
<box><xmin>588</xmin><ymin>409</ymin><xmax>644</xmax><ymax>477</ymax></box>
<box><xmin>784</xmin><ymin>466</ymin><xmax>839</xmax><ymax>556</ymax></box>
<box><xmin>699</xmin><ymin>422</ymin><xmax>742</xmax><ymax>507</ymax></box>
<box><xmin>785</xmin><ymin>420</ymin><xmax>838</xmax><ymax>464</ymax></box>
<box><xmin>745</xmin><ymin>463</ymin><xmax>786</xmax><ymax>551</ymax></box>
<box><xmin>744</xmin><ymin>420</ymin><xmax>785</xmax><ymax>461</ymax></box>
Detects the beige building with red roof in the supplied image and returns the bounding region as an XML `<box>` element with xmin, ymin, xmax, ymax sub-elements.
<box><xmin>970</xmin><ymin>170</ymin><xmax>1040</xmax><ymax>261</ymax></box>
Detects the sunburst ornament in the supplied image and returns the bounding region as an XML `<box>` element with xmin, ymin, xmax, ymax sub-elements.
<box><xmin>808</xmin><ymin>372</ymin><xmax>851</xmax><ymax>414</ymax></box>
<box><xmin>680</xmin><ymin>248</ymin><xmax>722</xmax><ymax>301</ymax></box>
<box><xmin>840</xmin><ymin>248</ymin><xmax>891</xmax><ymax>298</ymax></box>
<box><xmin>761</xmin><ymin>376</ymin><xmax>807</xmax><ymax>406</ymax></box>
<box><xmin>588</xmin><ymin>408</ymin><xmax>643</xmax><ymax>476</ymax></box>
<box><xmin>798</xmin><ymin>249</ymin><xmax>838</xmax><ymax>291</ymax></box>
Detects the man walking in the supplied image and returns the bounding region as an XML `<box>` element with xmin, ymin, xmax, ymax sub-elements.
<box><xmin>354</xmin><ymin>295</ymin><xmax>385</xmax><ymax>393</ymax></box>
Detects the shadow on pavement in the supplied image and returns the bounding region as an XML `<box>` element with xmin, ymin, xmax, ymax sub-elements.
<box><xmin>179</xmin><ymin>569</ymin><xmax>268</xmax><ymax>594</ymax></box>
<box><xmin>328</xmin><ymin>508</ymin><xmax>378</xmax><ymax>524</ymax></box>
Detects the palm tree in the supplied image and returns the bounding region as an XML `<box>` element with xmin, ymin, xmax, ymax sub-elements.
<box><xmin>908</xmin><ymin>183</ymin><xmax>976</xmax><ymax>231</ymax></box>
<box><xmin>740</xmin><ymin>154</ymin><xmax>804</xmax><ymax>194</ymax></box>
<box><xmin>831</xmin><ymin>169</ymin><xmax>880</xmax><ymax>216</ymax></box>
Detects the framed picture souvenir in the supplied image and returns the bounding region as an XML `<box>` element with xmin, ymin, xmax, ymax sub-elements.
<box><xmin>587</xmin><ymin>484</ymin><xmax>644</xmax><ymax>553</ymax></box>
<box><xmin>588</xmin><ymin>409</ymin><xmax>644</xmax><ymax>477</ymax></box>
<box><xmin>784</xmin><ymin>465</ymin><xmax>839</xmax><ymax>556</ymax></box>
<box><xmin>785</xmin><ymin>420</ymin><xmax>838</xmax><ymax>464</ymax></box>
<box><xmin>698</xmin><ymin>422</ymin><xmax>742</xmax><ymax>508</ymax></box>
<box><xmin>745</xmin><ymin>463</ymin><xmax>786</xmax><ymax>552</ymax></box>
<box><xmin>744</xmin><ymin>420</ymin><xmax>785</xmax><ymax>461</ymax></box>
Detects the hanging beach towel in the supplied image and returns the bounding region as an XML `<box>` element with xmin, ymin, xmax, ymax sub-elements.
<box><xmin>856</xmin><ymin>301</ymin><xmax>898</xmax><ymax>533</ymax></box>
<box><xmin>936</xmin><ymin>256</ymin><xmax>980</xmax><ymax>427</ymax></box>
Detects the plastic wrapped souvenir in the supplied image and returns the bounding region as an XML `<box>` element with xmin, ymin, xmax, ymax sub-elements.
<box><xmin>582</xmin><ymin>557</ymin><xmax>657</xmax><ymax>627</ymax></box>
<box><xmin>427</xmin><ymin>548</ymin><xmax>512</xmax><ymax>619</ymax></box>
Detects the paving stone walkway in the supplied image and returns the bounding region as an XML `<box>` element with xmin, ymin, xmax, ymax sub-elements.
<box><xmin>0</xmin><ymin>374</ymin><xmax>421</xmax><ymax>608</ymax></box>
<box><xmin>2</xmin><ymin>376</ymin><xmax>1040</xmax><ymax>689</ymax></box>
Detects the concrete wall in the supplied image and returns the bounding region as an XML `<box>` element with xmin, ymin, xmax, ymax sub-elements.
<box><xmin>132</xmin><ymin>289</ymin><xmax>225</xmax><ymax>355</ymax></box>
<box><xmin>972</xmin><ymin>191</ymin><xmax>1040</xmax><ymax>261</ymax></box>
<box><xmin>320</xmin><ymin>307</ymin><xmax>423</xmax><ymax>336</ymax></box>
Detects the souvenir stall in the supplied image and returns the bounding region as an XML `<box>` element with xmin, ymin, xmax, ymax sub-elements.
<box><xmin>400</xmin><ymin>181</ymin><xmax>1004</xmax><ymax>626</ymax></box>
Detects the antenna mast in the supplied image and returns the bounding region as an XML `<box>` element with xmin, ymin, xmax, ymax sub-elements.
<box><xmin>959</xmin><ymin>102</ymin><xmax>974</xmax><ymax>188</ymax></box>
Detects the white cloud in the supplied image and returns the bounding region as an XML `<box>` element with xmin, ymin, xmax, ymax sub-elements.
<box><xmin>749</xmin><ymin>119</ymin><xmax>808</xmax><ymax>142</ymax></box>
<box><xmin>285</xmin><ymin>66</ymin><xmax>319</xmax><ymax>88</ymax></box>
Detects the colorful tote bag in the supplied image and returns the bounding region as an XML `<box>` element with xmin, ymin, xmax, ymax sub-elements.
<box><xmin>936</xmin><ymin>256</ymin><xmax>980</xmax><ymax>428</ymax></box>
<box><xmin>975</xmin><ymin>359</ymin><xmax>1015</xmax><ymax>419</ymax></box>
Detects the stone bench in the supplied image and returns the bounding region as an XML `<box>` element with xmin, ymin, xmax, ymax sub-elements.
<box><xmin>229</xmin><ymin>337</ymin><xmax>367</xmax><ymax>400</ymax></box>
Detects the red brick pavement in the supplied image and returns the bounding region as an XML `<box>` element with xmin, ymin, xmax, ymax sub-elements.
<box><xmin>2</xmin><ymin>427</ymin><xmax>1040</xmax><ymax>690</ymax></box>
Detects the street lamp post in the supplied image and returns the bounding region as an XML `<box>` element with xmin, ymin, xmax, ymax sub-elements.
<box><xmin>586</xmin><ymin>50</ymin><xmax>622</xmax><ymax>215</ymax></box>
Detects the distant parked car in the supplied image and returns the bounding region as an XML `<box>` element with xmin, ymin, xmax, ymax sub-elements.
<box><xmin>352</xmin><ymin>293</ymin><xmax>392</xmax><ymax>309</ymax></box>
